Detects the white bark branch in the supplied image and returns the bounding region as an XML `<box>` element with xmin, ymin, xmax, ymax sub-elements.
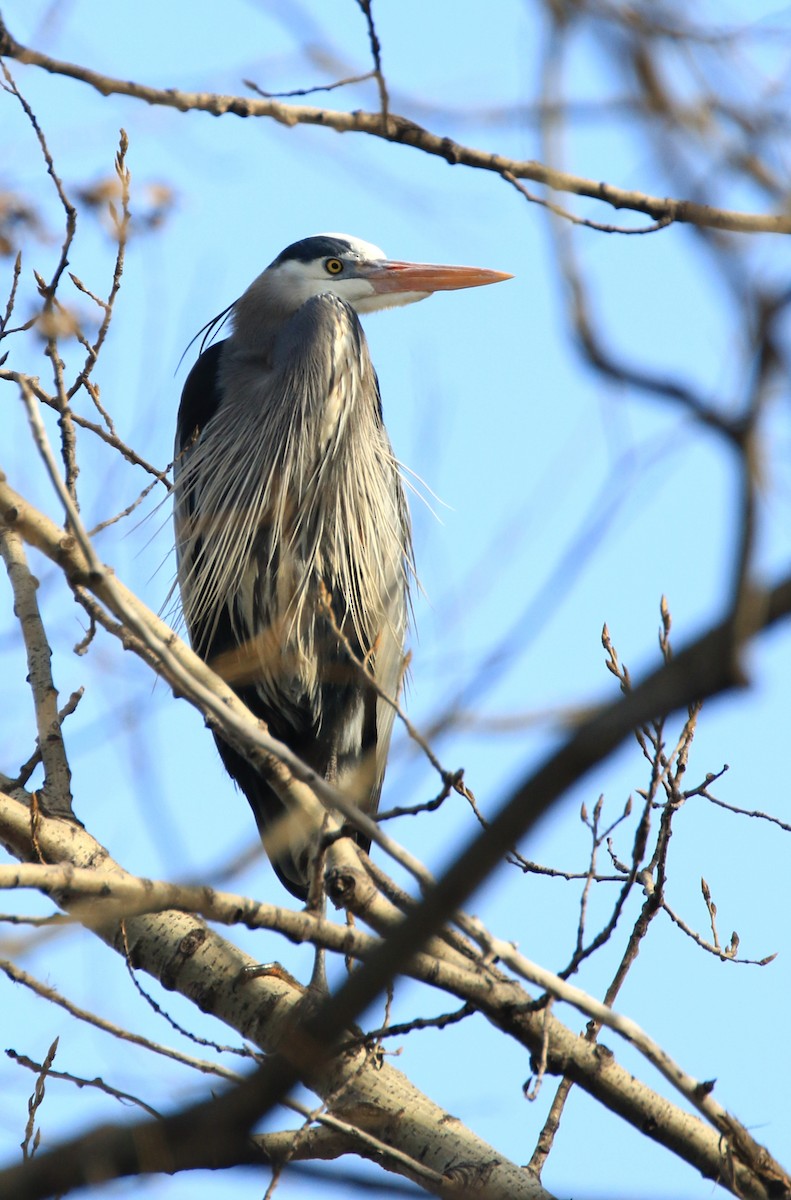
<box><xmin>2</xmin><ymin>793</ymin><xmax>787</xmax><ymax>1200</ymax></box>
<box><xmin>0</xmin><ymin>789</ymin><xmax>551</xmax><ymax>1200</ymax></box>
<box><xmin>0</xmin><ymin>525</ymin><xmax>73</xmax><ymax>813</ymax></box>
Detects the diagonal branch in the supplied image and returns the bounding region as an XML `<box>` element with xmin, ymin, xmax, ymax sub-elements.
<box><xmin>0</xmin><ymin>15</ymin><xmax>788</xmax><ymax>234</ymax></box>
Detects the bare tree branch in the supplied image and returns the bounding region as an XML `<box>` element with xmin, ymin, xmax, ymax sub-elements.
<box><xmin>0</xmin><ymin>15</ymin><xmax>787</xmax><ymax>233</ymax></box>
<box><xmin>2</xmin><ymin>11</ymin><xmax>790</xmax><ymax>1197</ymax></box>
<box><xmin>1</xmin><ymin>793</ymin><xmax>787</xmax><ymax>1199</ymax></box>
<box><xmin>0</xmin><ymin>791</ymin><xmax>552</xmax><ymax>1200</ymax></box>
<box><xmin>0</xmin><ymin>526</ymin><xmax>73</xmax><ymax>815</ymax></box>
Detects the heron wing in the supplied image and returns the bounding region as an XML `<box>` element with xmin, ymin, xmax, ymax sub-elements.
<box><xmin>175</xmin><ymin>340</ymin><xmax>226</xmax><ymax>462</ymax></box>
<box><xmin>174</xmin><ymin>298</ymin><xmax>411</xmax><ymax>896</ymax></box>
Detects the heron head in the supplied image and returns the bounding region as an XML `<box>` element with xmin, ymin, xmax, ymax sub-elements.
<box><xmin>262</xmin><ymin>233</ymin><xmax>512</xmax><ymax>315</ymax></box>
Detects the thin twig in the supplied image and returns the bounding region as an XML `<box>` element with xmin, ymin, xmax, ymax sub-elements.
<box><xmin>317</xmin><ymin>582</ymin><xmax>458</xmax><ymax>792</ymax></box>
<box><xmin>0</xmin><ymin>956</ymin><xmax>251</xmax><ymax>1074</ymax></box>
<box><xmin>8</xmin><ymin>1050</ymin><xmax>161</xmax><ymax>1119</ymax></box>
<box><xmin>354</xmin><ymin>1001</ymin><xmax>475</xmax><ymax>1044</ymax></box>
<box><xmin>13</xmin><ymin>687</ymin><xmax>83</xmax><ymax>789</ymax></box>
<box><xmin>660</xmin><ymin>899</ymin><xmax>774</xmax><ymax>966</ymax></box>
<box><xmin>356</xmin><ymin>0</ymin><xmax>389</xmax><ymax>121</ymax></box>
<box><xmin>0</xmin><ymin>249</ymin><xmax>22</xmax><ymax>339</ymax></box>
<box><xmin>1</xmin><ymin>368</ymin><xmax>172</xmax><ymax>489</ymax></box>
<box><xmin>1</xmin><ymin>63</ymin><xmax>81</xmax><ymax>501</ymax></box>
<box><xmin>20</xmin><ymin>1037</ymin><xmax>57</xmax><ymax>1160</ymax></box>
<box><xmin>244</xmin><ymin>72</ymin><xmax>375</xmax><ymax>100</ymax></box>
<box><xmin>87</xmin><ymin>474</ymin><xmax>163</xmax><ymax>537</ymax></box>
<box><xmin>118</xmin><ymin>923</ymin><xmax>254</xmax><ymax>1059</ymax></box>
<box><xmin>503</xmin><ymin>169</ymin><xmax>674</xmax><ymax>234</ymax></box>
<box><xmin>67</xmin><ymin>129</ymin><xmax>131</xmax><ymax>408</ymax></box>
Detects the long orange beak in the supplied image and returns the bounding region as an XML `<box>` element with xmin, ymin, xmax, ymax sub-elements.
<box><xmin>367</xmin><ymin>260</ymin><xmax>513</xmax><ymax>296</ymax></box>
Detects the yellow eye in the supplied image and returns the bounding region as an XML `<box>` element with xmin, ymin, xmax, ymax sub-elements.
<box><xmin>325</xmin><ymin>258</ymin><xmax>344</xmax><ymax>275</ymax></box>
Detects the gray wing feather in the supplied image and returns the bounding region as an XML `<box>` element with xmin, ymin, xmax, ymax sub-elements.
<box><xmin>174</xmin><ymin>293</ymin><xmax>412</xmax><ymax>896</ymax></box>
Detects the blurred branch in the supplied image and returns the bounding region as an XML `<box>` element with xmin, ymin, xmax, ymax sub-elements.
<box><xmin>2</xmin><ymin>454</ymin><xmax>791</xmax><ymax>981</ymax></box>
<box><xmin>5</xmin><ymin>395</ymin><xmax>791</xmax><ymax>976</ymax></box>
<box><xmin>0</xmin><ymin>61</ymin><xmax>80</xmax><ymax>502</ymax></box>
<box><xmin>0</xmin><ymin>854</ymin><xmax>760</xmax><ymax>1147</ymax></box>
<box><xmin>1</xmin><ymin>15</ymin><xmax>788</xmax><ymax>234</ymax></box>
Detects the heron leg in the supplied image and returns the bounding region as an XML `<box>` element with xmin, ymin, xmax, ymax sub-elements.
<box><xmin>306</xmin><ymin>894</ymin><xmax>328</xmax><ymax>997</ymax></box>
<box><xmin>304</xmin><ymin>799</ymin><xmax>332</xmax><ymax>998</ymax></box>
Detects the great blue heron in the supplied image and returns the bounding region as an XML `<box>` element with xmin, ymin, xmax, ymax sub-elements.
<box><xmin>174</xmin><ymin>233</ymin><xmax>510</xmax><ymax>899</ymax></box>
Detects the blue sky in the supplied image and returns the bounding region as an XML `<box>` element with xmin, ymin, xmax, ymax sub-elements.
<box><xmin>1</xmin><ymin>2</ymin><xmax>791</xmax><ymax>1197</ymax></box>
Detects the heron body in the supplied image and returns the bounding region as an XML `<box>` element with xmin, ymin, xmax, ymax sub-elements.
<box><xmin>174</xmin><ymin>234</ymin><xmax>510</xmax><ymax>898</ymax></box>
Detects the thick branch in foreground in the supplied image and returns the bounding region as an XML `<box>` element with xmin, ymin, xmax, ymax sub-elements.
<box><xmin>0</xmin><ymin>15</ymin><xmax>787</xmax><ymax>234</ymax></box>
<box><xmin>2</xmin><ymin>793</ymin><xmax>789</xmax><ymax>1200</ymax></box>
<box><xmin>0</xmin><ymin>791</ymin><xmax>549</xmax><ymax>1200</ymax></box>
